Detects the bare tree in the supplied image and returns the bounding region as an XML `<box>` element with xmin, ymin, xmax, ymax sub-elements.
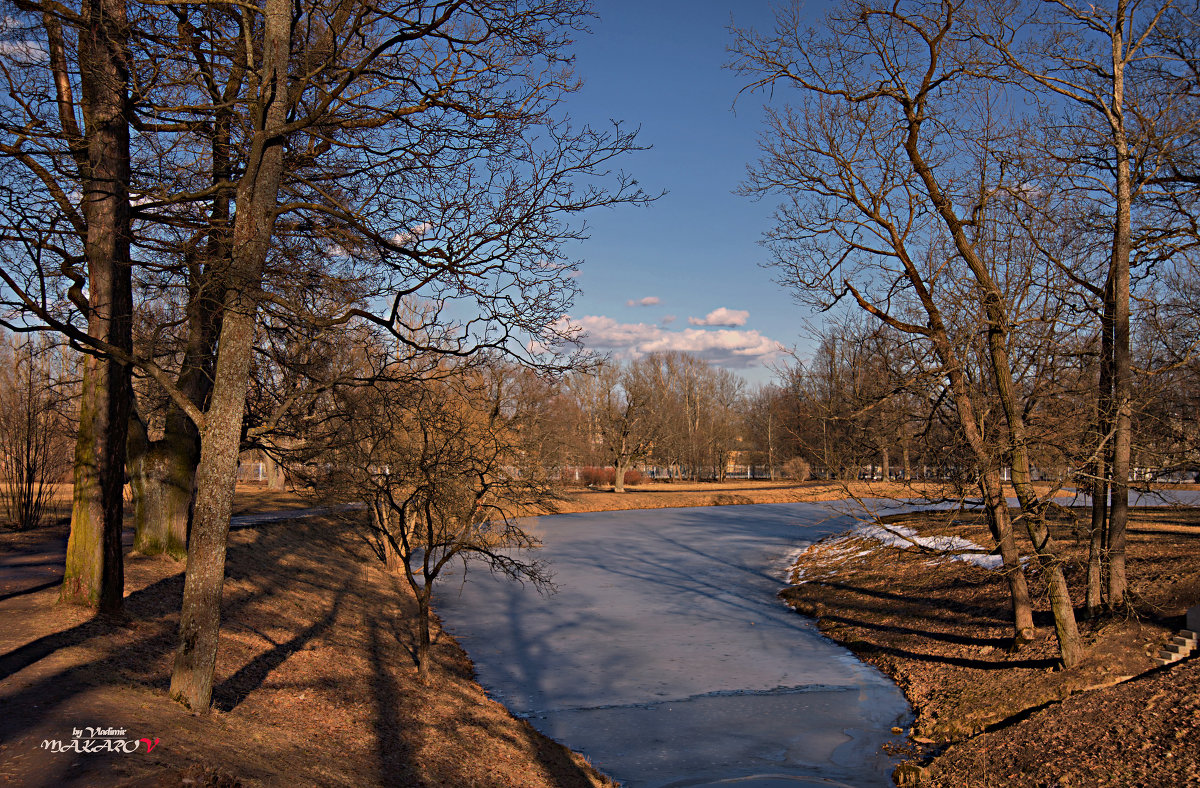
<box><xmin>300</xmin><ymin>361</ymin><xmax>554</xmax><ymax>679</ymax></box>
<box><xmin>731</xmin><ymin>0</ymin><xmax>1064</xmax><ymax>655</ymax></box>
<box><xmin>0</xmin><ymin>333</ymin><xmax>74</xmax><ymax>530</ymax></box>
<box><xmin>0</xmin><ymin>0</ymin><xmax>135</xmax><ymax>613</ymax></box>
<box><xmin>975</xmin><ymin>0</ymin><xmax>1200</xmax><ymax>610</ymax></box>
<box><xmin>569</xmin><ymin>361</ymin><xmax>659</xmax><ymax>493</ymax></box>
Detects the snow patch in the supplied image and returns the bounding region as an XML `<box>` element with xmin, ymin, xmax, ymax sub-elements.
<box><xmin>850</xmin><ymin>522</ymin><xmax>1003</xmax><ymax>569</ymax></box>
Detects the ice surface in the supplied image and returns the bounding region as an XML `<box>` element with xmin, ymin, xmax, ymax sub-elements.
<box><xmin>435</xmin><ymin>502</ymin><xmax>913</xmax><ymax>788</ymax></box>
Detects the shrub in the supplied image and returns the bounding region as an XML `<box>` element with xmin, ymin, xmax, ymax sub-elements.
<box><xmin>782</xmin><ymin>457</ymin><xmax>811</xmax><ymax>482</ymax></box>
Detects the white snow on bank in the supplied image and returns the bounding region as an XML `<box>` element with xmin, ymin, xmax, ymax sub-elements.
<box><xmin>852</xmin><ymin>522</ymin><xmax>1003</xmax><ymax>569</ymax></box>
<box><xmin>785</xmin><ymin>519</ymin><xmax>1005</xmax><ymax>582</ymax></box>
<box><xmin>778</xmin><ymin>545</ymin><xmax>811</xmax><ymax>583</ymax></box>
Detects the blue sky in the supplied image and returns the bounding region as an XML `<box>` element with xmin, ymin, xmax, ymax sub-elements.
<box><xmin>558</xmin><ymin>1</ymin><xmax>824</xmax><ymax>385</ymax></box>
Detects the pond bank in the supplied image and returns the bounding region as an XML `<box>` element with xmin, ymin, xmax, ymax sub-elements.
<box><xmin>780</xmin><ymin>506</ymin><xmax>1200</xmax><ymax>786</ymax></box>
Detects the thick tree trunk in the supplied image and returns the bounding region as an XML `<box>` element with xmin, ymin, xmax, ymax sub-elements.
<box><xmin>129</xmin><ymin>430</ymin><xmax>195</xmax><ymax>559</ymax></box>
<box><xmin>613</xmin><ymin>458</ymin><xmax>627</xmax><ymax>493</ymax></box>
<box><xmin>63</xmin><ymin>352</ymin><xmax>129</xmax><ymax>612</ymax></box>
<box><xmin>60</xmin><ymin>0</ymin><xmax>133</xmax><ymax>615</ymax></box>
<box><xmin>265</xmin><ymin>454</ymin><xmax>286</xmax><ymax>490</ymax></box>
<box><xmin>169</xmin><ymin>0</ymin><xmax>290</xmax><ymax>710</ymax></box>
<box><xmin>169</xmin><ymin>289</ymin><xmax>264</xmax><ymax>708</ymax></box>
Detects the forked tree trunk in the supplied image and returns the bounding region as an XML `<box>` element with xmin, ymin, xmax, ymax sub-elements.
<box><xmin>613</xmin><ymin>458</ymin><xmax>628</xmax><ymax>493</ymax></box>
<box><xmin>905</xmin><ymin>118</ymin><xmax>1082</xmax><ymax>667</ymax></box>
<box><xmin>877</xmin><ymin>235</ymin><xmax>1035</xmax><ymax>645</ymax></box>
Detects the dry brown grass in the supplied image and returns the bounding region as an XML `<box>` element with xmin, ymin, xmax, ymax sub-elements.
<box><xmin>511</xmin><ymin>478</ymin><xmax>1075</xmax><ymax>518</ymax></box>
<box><xmin>780</xmin><ymin>506</ymin><xmax>1200</xmax><ymax>786</ymax></box>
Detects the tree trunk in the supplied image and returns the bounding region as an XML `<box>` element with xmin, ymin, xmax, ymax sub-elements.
<box><xmin>878</xmin><ymin>232</ymin><xmax>1035</xmax><ymax>644</ymax></box>
<box><xmin>59</xmin><ymin>0</ymin><xmax>133</xmax><ymax>615</ymax></box>
<box><xmin>1088</xmin><ymin>293</ymin><xmax>1114</xmax><ymax>616</ymax></box>
<box><xmin>980</xmin><ymin>474</ymin><xmax>1035</xmax><ymax>645</ymax></box>
<box><xmin>904</xmin><ymin>117</ymin><xmax>1082</xmax><ymax>667</ymax></box>
<box><xmin>169</xmin><ymin>0</ymin><xmax>291</xmax><ymax>710</ymax></box>
<box><xmin>128</xmin><ymin>404</ymin><xmax>199</xmax><ymax>559</ymax></box>
<box><xmin>265</xmin><ymin>451</ymin><xmax>287</xmax><ymax>490</ymax></box>
<box><xmin>613</xmin><ymin>458</ymin><xmax>627</xmax><ymax>493</ymax></box>
<box><xmin>416</xmin><ymin>594</ymin><xmax>431</xmax><ymax>682</ymax></box>
<box><xmin>1107</xmin><ymin>65</ymin><xmax>1133</xmax><ymax>609</ymax></box>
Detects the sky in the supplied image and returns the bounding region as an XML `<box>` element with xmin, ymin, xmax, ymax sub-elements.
<box><xmin>556</xmin><ymin>1</ymin><xmax>824</xmax><ymax>385</ymax></box>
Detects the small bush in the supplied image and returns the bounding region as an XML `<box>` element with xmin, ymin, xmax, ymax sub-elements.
<box><xmin>782</xmin><ymin>457</ymin><xmax>811</xmax><ymax>482</ymax></box>
<box><xmin>581</xmin><ymin>466</ymin><xmax>612</xmax><ymax>486</ymax></box>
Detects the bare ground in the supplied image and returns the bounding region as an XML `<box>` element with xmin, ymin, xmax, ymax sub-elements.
<box><xmin>0</xmin><ymin>487</ymin><xmax>616</xmax><ymax>788</ymax></box>
<box><xmin>779</xmin><ymin>505</ymin><xmax>1200</xmax><ymax>787</ymax></box>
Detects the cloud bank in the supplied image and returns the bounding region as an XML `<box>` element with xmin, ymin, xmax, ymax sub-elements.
<box><xmin>688</xmin><ymin>307</ymin><xmax>749</xmax><ymax>327</ymax></box>
<box><xmin>564</xmin><ymin>314</ymin><xmax>782</xmax><ymax>368</ymax></box>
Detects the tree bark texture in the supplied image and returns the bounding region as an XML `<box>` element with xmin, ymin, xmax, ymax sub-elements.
<box><xmin>60</xmin><ymin>0</ymin><xmax>134</xmax><ymax>615</ymax></box>
<box><xmin>169</xmin><ymin>0</ymin><xmax>291</xmax><ymax>710</ymax></box>
<box><xmin>1106</xmin><ymin>35</ymin><xmax>1134</xmax><ymax>608</ymax></box>
<box><xmin>1088</xmin><ymin>288</ymin><xmax>1114</xmax><ymax>616</ymax></box>
<box><xmin>129</xmin><ymin>415</ymin><xmax>195</xmax><ymax>559</ymax></box>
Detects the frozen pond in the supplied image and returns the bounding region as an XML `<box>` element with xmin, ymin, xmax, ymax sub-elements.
<box><xmin>435</xmin><ymin>502</ymin><xmax>913</xmax><ymax>788</ymax></box>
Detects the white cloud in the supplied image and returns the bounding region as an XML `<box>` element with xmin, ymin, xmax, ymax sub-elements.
<box><xmin>625</xmin><ymin>296</ymin><xmax>661</xmax><ymax>307</ymax></box>
<box><xmin>0</xmin><ymin>40</ymin><xmax>46</xmax><ymax>62</ymax></box>
<box><xmin>566</xmin><ymin>314</ymin><xmax>783</xmax><ymax>369</ymax></box>
<box><xmin>661</xmin><ymin>314</ymin><xmax>676</xmax><ymax>325</ymax></box>
<box><xmin>391</xmin><ymin>222</ymin><xmax>433</xmax><ymax>247</ymax></box>
<box><xmin>688</xmin><ymin>307</ymin><xmax>750</xmax><ymax>327</ymax></box>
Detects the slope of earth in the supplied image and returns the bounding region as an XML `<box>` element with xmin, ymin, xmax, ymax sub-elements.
<box><xmin>0</xmin><ymin>511</ymin><xmax>612</xmax><ymax>787</ymax></box>
<box><xmin>542</xmin><ymin>479</ymin><xmax>1070</xmax><ymax>514</ymax></box>
<box><xmin>779</xmin><ymin>506</ymin><xmax>1200</xmax><ymax>786</ymax></box>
